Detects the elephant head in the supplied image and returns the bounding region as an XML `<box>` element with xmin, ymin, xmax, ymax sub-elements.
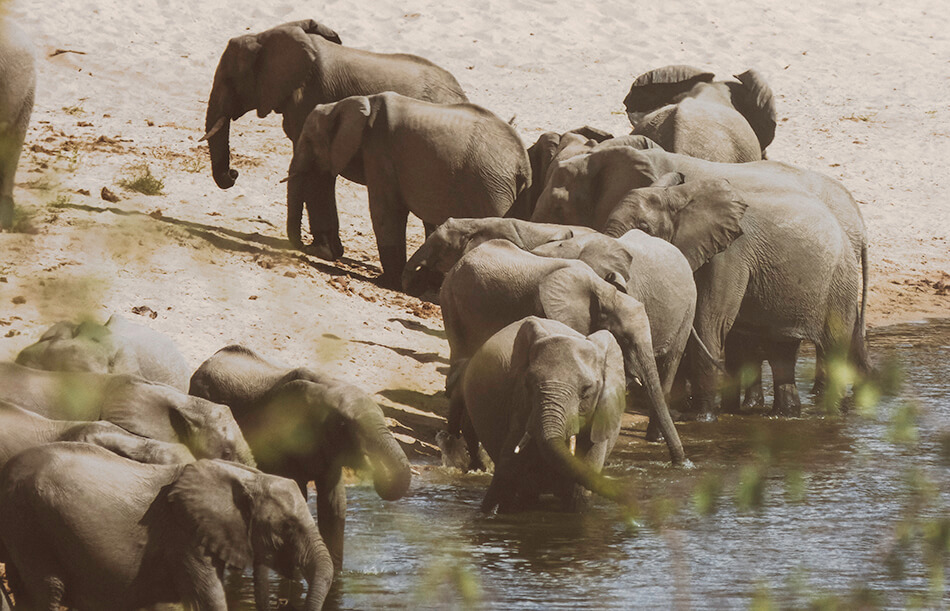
<box><xmin>507</xmin><ymin>319</ymin><xmax>626</xmax><ymax>503</ymax></box>
<box><xmin>602</xmin><ymin>173</ymin><xmax>747</xmax><ymax>271</ymax></box>
<box><xmin>168</xmin><ymin>460</ymin><xmax>333</xmax><ymax>610</ymax></box>
<box><xmin>99</xmin><ymin>378</ymin><xmax>257</xmax><ymax>467</ymax></box>
<box><xmin>531</xmin><ymin>232</ymin><xmax>633</xmax><ymax>290</ymax></box>
<box><xmin>15</xmin><ymin>320</ymin><xmax>117</xmax><ymax>373</ymax></box>
<box><xmin>285</xmin><ymin>95</ymin><xmax>374</xmax><ymax>259</ymax></box>
<box><xmin>537</xmin><ymin>266</ymin><xmax>686</xmax><ymax>464</ymax></box>
<box><xmin>203</xmin><ymin>20</ymin><xmax>342</xmax><ymax>190</ymax></box>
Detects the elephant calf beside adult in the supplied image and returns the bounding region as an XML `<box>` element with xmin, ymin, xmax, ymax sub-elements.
<box><xmin>623</xmin><ymin>65</ymin><xmax>777</xmax><ymax>162</ymax></box>
<box><xmin>190</xmin><ymin>345</ymin><xmax>412</xmax><ymax>571</ymax></box>
<box><xmin>287</xmin><ymin>92</ymin><xmax>531</xmax><ymax>288</ymax></box>
<box><xmin>0</xmin><ymin>443</ymin><xmax>333</xmax><ymax>610</ymax></box>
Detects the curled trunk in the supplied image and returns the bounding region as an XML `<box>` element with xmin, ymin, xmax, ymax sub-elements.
<box><xmin>402</xmin><ymin>240</ymin><xmax>435</xmax><ymax>294</ymax></box>
<box><xmin>630</xmin><ymin>337</ymin><xmax>686</xmax><ymax>465</ymax></box>
<box><xmin>602</xmin><ymin>219</ymin><xmax>627</xmax><ymax>239</ymax></box>
<box><xmin>205</xmin><ymin>86</ymin><xmax>238</xmax><ymax>189</ymax></box>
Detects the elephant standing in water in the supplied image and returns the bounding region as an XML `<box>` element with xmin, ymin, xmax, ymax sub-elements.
<box><xmin>190</xmin><ymin>345</ymin><xmax>412</xmax><ymax>570</ymax></box>
<box><xmin>202</xmin><ymin>20</ymin><xmax>468</xmax><ymax>257</ymax></box>
<box><xmin>0</xmin><ymin>18</ymin><xmax>36</xmax><ymax>230</ymax></box>
<box><xmin>456</xmin><ymin>317</ymin><xmax>627</xmax><ymax>512</ymax></box>
<box><xmin>535</xmin><ymin>144</ymin><xmax>869</xmax><ymax>419</ymax></box>
<box><xmin>15</xmin><ymin>314</ymin><xmax>192</xmax><ymax>391</ymax></box>
<box><xmin>0</xmin><ymin>443</ymin><xmax>333</xmax><ymax>610</ymax></box>
<box><xmin>441</xmin><ymin>240</ymin><xmax>686</xmax><ymax>465</ymax></box>
<box><xmin>287</xmin><ymin>92</ymin><xmax>531</xmax><ymax>287</ymax></box>
<box><xmin>623</xmin><ymin>65</ymin><xmax>777</xmax><ymax>162</ymax></box>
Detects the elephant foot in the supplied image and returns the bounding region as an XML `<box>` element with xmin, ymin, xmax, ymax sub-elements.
<box><xmin>645</xmin><ymin>418</ymin><xmax>664</xmax><ymax>442</ymax></box>
<box><xmin>742</xmin><ymin>384</ymin><xmax>765</xmax><ymax>411</ymax></box>
<box><xmin>672</xmin><ymin>408</ymin><xmax>717</xmax><ymax>423</ymax></box>
<box><xmin>810</xmin><ymin>377</ymin><xmax>826</xmax><ymax>397</ymax></box>
<box><xmin>770</xmin><ymin>383</ymin><xmax>801</xmax><ymax>417</ymax></box>
<box><xmin>0</xmin><ymin>198</ymin><xmax>13</xmax><ymax>230</ymax></box>
<box><xmin>377</xmin><ymin>271</ymin><xmax>403</xmax><ymax>291</ymax></box>
<box><xmin>304</xmin><ymin>232</ymin><xmax>344</xmax><ymax>261</ymax></box>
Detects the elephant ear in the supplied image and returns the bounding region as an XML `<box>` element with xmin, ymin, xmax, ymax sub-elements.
<box><xmin>567</xmin><ymin>126</ymin><xmax>613</xmax><ymax>143</ymax></box>
<box><xmin>586</xmin><ymin>330</ymin><xmax>626</xmax><ymax>444</ymax></box>
<box><xmin>283</xmin><ymin>18</ymin><xmax>343</xmax><ymax>45</ymax></box>
<box><xmin>255</xmin><ymin>26</ymin><xmax>319</xmax><ymax>118</ymax></box>
<box><xmin>328</xmin><ymin>96</ymin><xmax>372</xmax><ymax>176</ymax></box>
<box><xmin>730</xmin><ymin>69</ymin><xmax>777</xmax><ymax>153</ymax></box>
<box><xmin>578</xmin><ymin>238</ymin><xmax>633</xmax><ymax>286</ymax></box>
<box><xmin>538</xmin><ymin>266</ymin><xmax>596</xmax><ymax>333</ymax></box>
<box><xmin>510</xmin><ymin>317</ymin><xmax>550</xmax><ymax>377</ymax></box>
<box><xmin>669</xmin><ymin>178</ymin><xmax>748</xmax><ymax>271</ymax></box>
<box><xmin>623</xmin><ymin>65</ymin><xmax>716</xmax><ymax>116</ymax></box>
<box><xmin>168</xmin><ymin>460</ymin><xmax>257</xmax><ymax>569</ymax></box>
<box><xmin>527</xmin><ymin>132</ymin><xmax>562</xmax><ymax>195</ymax></box>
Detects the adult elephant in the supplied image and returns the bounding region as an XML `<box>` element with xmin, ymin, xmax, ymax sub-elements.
<box><xmin>287</xmin><ymin>92</ymin><xmax>531</xmax><ymax>287</ymax></box>
<box><xmin>16</xmin><ymin>314</ymin><xmax>191</xmax><ymax>391</ymax></box>
<box><xmin>536</xmin><ymin>145</ymin><xmax>869</xmax><ymax>418</ymax></box>
<box><xmin>0</xmin><ymin>443</ymin><xmax>332</xmax><ymax>610</ymax></box>
<box><xmin>623</xmin><ymin>65</ymin><xmax>777</xmax><ymax>161</ymax></box>
<box><xmin>0</xmin><ymin>399</ymin><xmax>194</xmax><ymax>469</ymax></box>
<box><xmin>457</xmin><ymin>317</ymin><xmax>626</xmax><ymax>512</ymax></box>
<box><xmin>441</xmin><ymin>240</ymin><xmax>686</xmax><ymax>465</ymax></box>
<box><xmin>189</xmin><ymin>345</ymin><xmax>412</xmax><ymax>571</ymax></box>
<box><xmin>0</xmin><ymin>362</ymin><xmax>256</xmax><ymax>466</ymax></box>
<box><xmin>0</xmin><ymin>18</ymin><xmax>36</xmax><ymax>230</ymax></box>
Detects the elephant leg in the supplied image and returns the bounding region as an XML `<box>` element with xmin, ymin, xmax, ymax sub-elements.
<box><xmin>812</xmin><ymin>345</ymin><xmax>827</xmax><ymax>396</ymax></box>
<box><xmin>367</xmin><ymin>186</ymin><xmax>410</xmax><ymax>290</ymax></box>
<box><xmin>302</xmin><ymin>172</ymin><xmax>344</xmax><ymax>260</ymax></box>
<box><xmin>766</xmin><ymin>339</ymin><xmax>802</xmax><ymax>417</ymax></box>
<box><xmin>742</xmin><ymin>366</ymin><xmax>765</xmax><ymax>411</ymax></box>
<box><xmin>176</xmin><ymin>551</ymin><xmax>228</xmax><ymax>611</ymax></box>
<box><xmin>0</xmin><ymin>101</ymin><xmax>30</xmax><ymax>230</ymax></box>
<box><xmin>424</xmin><ymin>221</ymin><xmax>436</xmax><ymax>239</ymax></box>
<box><xmin>560</xmin><ymin>436</ymin><xmax>605</xmax><ymax>512</ymax></box>
<box><xmin>460</xmin><ymin>412</ymin><xmax>486</xmax><ymax>472</ymax></box>
<box><xmin>723</xmin><ymin>332</ymin><xmax>763</xmax><ymax>414</ymax></box>
<box><xmin>315</xmin><ymin>472</ymin><xmax>347</xmax><ymax>572</ymax></box>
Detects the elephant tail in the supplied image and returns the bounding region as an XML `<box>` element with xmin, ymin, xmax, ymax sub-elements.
<box><xmin>690</xmin><ymin>326</ymin><xmax>727</xmax><ymax>374</ymax></box>
<box><xmin>504</xmin><ymin>168</ymin><xmax>534</xmax><ymax>220</ymax></box>
<box><xmin>849</xmin><ymin>242</ymin><xmax>872</xmax><ymax>375</ymax></box>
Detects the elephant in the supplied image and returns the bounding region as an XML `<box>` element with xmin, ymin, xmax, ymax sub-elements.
<box><xmin>455</xmin><ymin>317</ymin><xmax>627</xmax><ymax>512</ymax></box>
<box><xmin>0</xmin><ymin>399</ymin><xmax>194</xmax><ymax>469</ymax></box>
<box><xmin>0</xmin><ymin>442</ymin><xmax>333</xmax><ymax>610</ymax></box>
<box><xmin>15</xmin><ymin>314</ymin><xmax>192</xmax><ymax>391</ymax></box>
<box><xmin>286</xmin><ymin>92</ymin><xmax>531</xmax><ymax>288</ymax></box>
<box><xmin>440</xmin><ymin>240</ymin><xmax>686</xmax><ymax>465</ymax></box>
<box><xmin>0</xmin><ymin>362</ymin><xmax>256</xmax><ymax>465</ymax></box>
<box><xmin>623</xmin><ymin>65</ymin><xmax>777</xmax><ymax>161</ymax></box>
<box><xmin>535</xmin><ymin>144</ymin><xmax>869</xmax><ymax>418</ymax></box>
<box><xmin>0</xmin><ymin>18</ymin><xmax>36</xmax><ymax>230</ymax></box>
<box><xmin>402</xmin><ymin>217</ymin><xmax>596</xmax><ymax>294</ymax></box>
<box><xmin>189</xmin><ymin>344</ymin><xmax>412</xmax><ymax>571</ymax></box>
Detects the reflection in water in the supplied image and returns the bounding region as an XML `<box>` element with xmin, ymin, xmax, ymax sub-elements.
<box><xmin>237</xmin><ymin>319</ymin><xmax>950</xmax><ymax>609</ymax></box>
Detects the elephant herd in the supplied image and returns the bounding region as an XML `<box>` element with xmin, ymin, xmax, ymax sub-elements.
<box><xmin>0</xmin><ymin>14</ymin><xmax>873</xmax><ymax>611</ymax></box>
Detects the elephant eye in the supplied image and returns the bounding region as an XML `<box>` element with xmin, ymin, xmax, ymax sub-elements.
<box><xmin>637</xmin><ymin>221</ymin><xmax>651</xmax><ymax>235</ymax></box>
<box><xmin>580</xmin><ymin>383</ymin><xmax>594</xmax><ymax>399</ymax></box>
<box><xmin>221</xmin><ymin>447</ymin><xmax>233</xmax><ymax>461</ymax></box>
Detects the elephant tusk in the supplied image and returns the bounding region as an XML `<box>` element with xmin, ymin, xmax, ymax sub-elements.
<box><xmin>279</xmin><ymin>175</ymin><xmax>290</xmax><ymax>184</ymax></box>
<box><xmin>632</xmin><ymin>376</ymin><xmax>643</xmax><ymax>388</ymax></box>
<box><xmin>513</xmin><ymin>431</ymin><xmax>531</xmax><ymax>455</ymax></box>
<box><xmin>570</xmin><ymin>435</ymin><xmax>577</xmax><ymax>456</ymax></box>
<box><xmin>199</xmin><ymin>117</ymin><xmax>226</xmax><ymax>142</ymax></box>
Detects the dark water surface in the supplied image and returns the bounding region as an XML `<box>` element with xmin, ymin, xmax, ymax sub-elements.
<box><xmin>239</xmin><ymin>319</ymin><xmax>950</xmax><ymax>609</ymax></box>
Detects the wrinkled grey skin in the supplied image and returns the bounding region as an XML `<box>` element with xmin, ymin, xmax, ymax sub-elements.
<box><xmin>441</xmin><ymin>240</ymin><xmax>685</xmax><ymax>464</ymax></box>
<box><xmin>0</xmin><ymin>443</ymin><xmax>332</xmax><ymax>611</ymax></box>
<box><xmin>0</xmin><ymin>362</ymin><xmax>256</xmax><ymax>466</ymax></box>
<box><xmin>16</xmin><ymin>314</ymin><xmax>191</xmax><ymax>391</ymax></box>
<box><xmin>457</xmin><ymin>317</ymin><xmax>627</xmax><ymax>512</ymax></box>
<box><xmin>0</xmin><ymin>18</ymin><xmax>36</xmax><ymax>230</ymax></box>
<box><xmin>190</xmin><ymin>345</ymin><xmax>412</xmax><ymax>571</ymax></box>
<box><xmin>532</xmin><ymin>230</ymin><xmax>696</xmax><ymax>437</ymax></box>
<box><xmin>0</xmin><ymin>399</ymin><xmax>194</xmax><ymax>470</ymax></box>
<box><xmin>288</xmin><ymin>92</ymin><xmax>531</xmax><ymax>288</ymax></box>
<box><xmin>624</xmin><ymin>66</ymin><xmax>777</xmax><ymax>162</ymax></box>
<box><xmin>545</xmin><ymin>146</ymin><xmax>869</xmax><ymax>419</ymax></box>
<box><xmin>402</xmin><ymin>217</ymin><xmax>596</xmax><ymax>294</ymax></box>
<box><xmin>204</xmin><ymin>21</ymin><xmax>467</xmax><ymax>261</ymax></box>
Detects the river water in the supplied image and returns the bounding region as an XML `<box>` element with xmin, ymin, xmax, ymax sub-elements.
<box><xmin>238</xmin><ymin>319</ymin><xmax>950</xmax><ymax>609</ymax></box>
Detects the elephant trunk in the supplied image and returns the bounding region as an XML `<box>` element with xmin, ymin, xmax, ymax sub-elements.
<box><xmin>205</xmin><ymin>86</ymin><xmax>238</xmax><ymax>189</ymax></box>
<box><xmin>252</xmin><ymin>562</ymin><xmax>270</xmax><ymax>611</ymax></box>
<box><xmin>300</xmin><ymin>526</ymin><xmax>334</xmax><ymax>611</ymax></box>
<box><xmin>602</xmin><ymin>219</ymin><xmax>628</xmax><ymax>239</ymax></box>
<box><xmin>629</xmin><ymin>338</ymin><xmax>686</xmax><ymax>466</ymax></box>
<box><xmin>356</xmin><ymin>410</ymin><xmax>412</xmax><ymax>501</ymax></box>
<box><xmin>402</xmin><ymin>240</ymin><xmax>435</xmax><ymax>295</ymax></box>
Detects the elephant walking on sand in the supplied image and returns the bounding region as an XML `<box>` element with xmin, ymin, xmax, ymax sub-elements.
<box><xmin>535</xmin><ymin>144</ymin><xmax>869</xmax><ymax>419</ymax></box>
<box><xmin>0</xmin><ymin>443</ymin><xmax>333</xmax><ymax>610</ymax></box>
<box><xmin>456</xmin><ymin>317</ymin><xmax>627</xmax><ymax>512</ymax></box>
<box><xmin>623</xmin><ymin>65</ymin><xmax>777</xmax><ymax>162</ymax></box>
<box><xmin>190</xmin><ymin>345</ymin><xmax>412</xmax><ymax>571</ymax></box>
<box><xmin>0</xmin><ymin>18</ymin><xmax>36</xmax><ymax>230</ymax></box>
<box><xmin>287</xmin><ymin>92</ymin><xmax>531</xmax><ymax>287</ymax></box>
<box><xmin>441</xmin><ymin>240</ymin><xmax>686</xmax><ymax>465</ymax></box>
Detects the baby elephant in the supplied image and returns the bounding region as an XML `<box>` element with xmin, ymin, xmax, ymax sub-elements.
<box><xmin>0</xmin><ymin>443</ymin><xmax>333</xmax><ymax>610</ymax></box>
<box><xmin>16</xmin><ymin>314</ymin><xmax>192</xmax><ymax>392</ymax></box>
<box><xmin>286</xmin><ymin>91</ymin><xmax>532</xmax><ymax>288</ymax></box>
<box><xmin>190</xmin><ymin>345</ymin><xmax>412</xmax><ymax>571</ymax></box>
<box><xmin>456</xmin><ymin>317</ymin><xmax>626</xmax><ymax>512</ymax></box>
